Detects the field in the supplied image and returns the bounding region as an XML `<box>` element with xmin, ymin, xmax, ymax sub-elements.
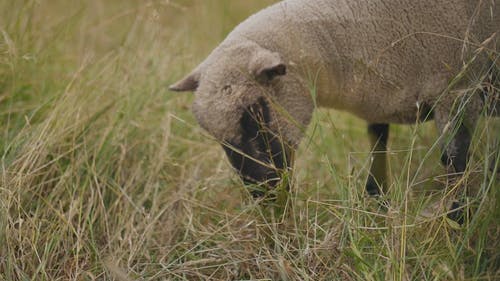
<box><xmin>0</xmin><ymin>1</ymin><xmax>499</xmax><ymax>280</ymax></box>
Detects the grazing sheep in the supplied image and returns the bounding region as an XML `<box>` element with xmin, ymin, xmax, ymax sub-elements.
<box><xmin>170</xmin><ymin>0</ymin><xmax>499</xmax><ymax>221</ymax></box>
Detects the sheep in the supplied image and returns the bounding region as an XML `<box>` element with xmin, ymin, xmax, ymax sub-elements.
<box><xmin>169</xmin><ymin>0</ymin><xmax>499</xmax><ymax>221</ymax></box>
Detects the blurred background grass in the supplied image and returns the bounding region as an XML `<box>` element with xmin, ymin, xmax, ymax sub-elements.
<box><xmin>0</xmin><ymin>0</ymin><xmax>498</xmax><ymax>280</ymax></box>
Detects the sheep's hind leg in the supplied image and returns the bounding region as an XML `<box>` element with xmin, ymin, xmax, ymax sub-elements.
<box><xmin>440</xmin><ymin>124</ymin><xmax>471</xmax><ymax>224</ymax></box>
<box><xmin>435</xmin><ymin>106</ymin><xmax>476</xmax><ymax>224</ymax></box>
<box><xmin>366</xmin><ymin>123</ymin><xmax>389</xmax><ymax>196</ymax></box>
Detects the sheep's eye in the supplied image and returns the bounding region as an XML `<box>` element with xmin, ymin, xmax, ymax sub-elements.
<box><xmin>221</xmin><ymin>85</ymin><xmax>232</xmax><ymax>94</ymax></box>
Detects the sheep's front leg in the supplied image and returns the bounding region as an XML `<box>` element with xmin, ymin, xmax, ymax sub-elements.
<box><xmin>366</xmin><ymin>123</ymin><xmax>389</xmax><ymax>196</ymax></box>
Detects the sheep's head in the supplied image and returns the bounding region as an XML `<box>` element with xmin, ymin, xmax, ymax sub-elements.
<box><xmin>170</xmin><ymin>43</ymin><xmax>313</xmax><ymax>197</ymax></box>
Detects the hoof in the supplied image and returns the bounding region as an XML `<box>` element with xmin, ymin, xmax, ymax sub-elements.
<box><xmin>377</xmin><ymin>197</ymin><xmax>390</xmax><ymax>211</ymax></box>
<box><xmin>365</xmin><ymin>175</ymin><xmax>381</xmax><ymax>196</ymax></box>
<box><xmin>447</xmin><ymin>201</ymin><xmax>465</xmax><ymax>225</ymax></box>
<box><xmin>365</xmin><ymin>176</ymin><xmax>389</xmax><ymax>211</ymax></box>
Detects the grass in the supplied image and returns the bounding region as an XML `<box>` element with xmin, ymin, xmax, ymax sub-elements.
<box><xmin>0</xmin><ymin>0</ymin><xmax>498</xmax><ymax>280</ymax></box>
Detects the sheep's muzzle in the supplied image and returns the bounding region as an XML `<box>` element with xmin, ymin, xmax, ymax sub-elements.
<box><xmin>222</xmin><ymin>97</ymin><xmax>292</xmax><ymax>198</ymax></box>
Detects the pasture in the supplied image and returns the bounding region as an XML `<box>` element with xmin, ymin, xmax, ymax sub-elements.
<box><xmin>0</xmin><ymin>0</ymin><xmax>498</xmax><ymax>280</ymax></box>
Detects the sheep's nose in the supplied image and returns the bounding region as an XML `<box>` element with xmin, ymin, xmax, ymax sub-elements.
<box><xmin>242</xmin><ymin>168</ymin><xmax>289</xmax><ymax>199</ymax></box>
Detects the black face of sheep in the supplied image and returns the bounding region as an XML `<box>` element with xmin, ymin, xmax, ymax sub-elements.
<box><xmin>222</xmin><ymin>97</ymin><xmax>292</xmax><ymax>198</ymax></box>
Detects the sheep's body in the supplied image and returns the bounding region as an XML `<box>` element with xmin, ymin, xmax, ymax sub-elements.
<box><xmin>223</xmin><ymin>0</ymin><xmax>498</xmax><ymax>123</ymax></box>
<box><xmin>170</xmin><ymin>0</ymin><xmax>499</xmax><ymax>217</ymax></box>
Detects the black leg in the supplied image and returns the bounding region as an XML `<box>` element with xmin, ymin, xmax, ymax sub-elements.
<box><xmin>435</xmin><ymin>101</ymin><xmax>476</xmax><ymax>224</ymax></box>
<box><xmin>440</xmin><ymin>124</ymin><xmax>471</xmax><ymax>174</ymax></box>
<box><xmin>366</xmin><ymin>123</ymin><xmax>389</xmax><ymax>196</ymax></box>
<box><xmin>441</xmin><ymin>123</ymin><xmax>472</xmax><ymax>224</ymax></box>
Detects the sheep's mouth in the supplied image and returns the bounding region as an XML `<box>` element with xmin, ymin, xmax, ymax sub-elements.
<box><xmin>222</xmin><ymin>139</ymin><xmax>291</xmax><ymax>198</ymax></box>
<box><xmin>222</xmin><ymin>97</ymin><xmax>292</xmax><ymax>198</ymax></box>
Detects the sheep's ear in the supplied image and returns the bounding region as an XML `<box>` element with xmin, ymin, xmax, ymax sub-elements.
<box><xmin>169</xmin><ymin>71</ymin><xmax>200</xmax><ymax>92</ymax></box>
<box><xmin>250</xmin><ymin>50</ymin><xmax>286</xmax><ymax>83</ymax></box>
